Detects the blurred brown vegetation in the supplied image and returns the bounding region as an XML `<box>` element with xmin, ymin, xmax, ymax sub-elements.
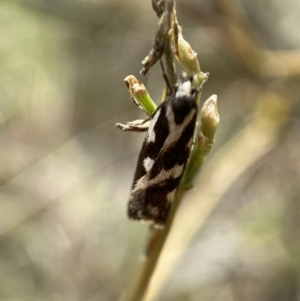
<box><xmin>1</xmin><ymin>0</ymin><xmax>300</xmax><ymax>301</ymax></box>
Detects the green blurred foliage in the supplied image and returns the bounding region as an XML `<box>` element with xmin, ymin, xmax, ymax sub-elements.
<box><xmin>0</xmin><ymin>0</ymin><xmax>300</xmax><ymax>301</ymax></box>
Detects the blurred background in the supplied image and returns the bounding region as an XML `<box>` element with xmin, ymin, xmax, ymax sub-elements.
<box><xmin>1</xmin><ymin>0</ymin><xmax>300</xmax><ymax>300</ymax></box>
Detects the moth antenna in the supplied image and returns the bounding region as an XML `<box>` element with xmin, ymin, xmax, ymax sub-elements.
<box><xmin>141</xmin><ymin>115</ymin><xmax>152</xmax><ymax>124</ymax></box>
<box><xmin>159</xmin><ymin>59</ymin><xmax>172</xmax><ymax>94</ymax></box>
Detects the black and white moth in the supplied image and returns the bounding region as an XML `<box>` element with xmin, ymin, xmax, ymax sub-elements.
<box><xmin>128</xmin><ymin>73</ymin><xmax>199</xmax><ymax>227</ymax></box>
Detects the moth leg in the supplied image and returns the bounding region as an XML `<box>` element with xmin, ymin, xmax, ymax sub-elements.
<box><xmin>116</xmin><ymin>119</ymin><xmax>151</xmax><ymax>132</ymax></box>
<box><xmin>191</xmin><ymin>121</ymin><xmax>200</xmax><ymax>148</ymax></box>
<box><xmin>159</xmin><ymin>59</ymin><xmax>172</xmax><ymax>94</ymax></box>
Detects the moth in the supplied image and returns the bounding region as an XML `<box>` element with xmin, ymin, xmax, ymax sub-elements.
<box><xmin>127</xmin><ymin>72</ymin><xmax>200</xmax><ymax>227</ymax></box>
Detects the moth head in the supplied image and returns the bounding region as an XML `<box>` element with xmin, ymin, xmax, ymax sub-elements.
<box><xmin>175</xmin><ymin>72</ymin><xmax>199</xmax><ymax>99</ymax></box>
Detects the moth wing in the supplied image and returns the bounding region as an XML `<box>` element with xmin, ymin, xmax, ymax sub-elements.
<box><xmin>131</xmin><ymin>102</ymin><xmax>170</xmax><ymax>185</ymax></box>
<box><xmin>128</xmin><ymin>94</ymin><xmax>198</xmax><ymax>226</ymax></box>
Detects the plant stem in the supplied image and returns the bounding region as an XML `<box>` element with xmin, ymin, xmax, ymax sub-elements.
<box><xmin>121</xmin><ymin>185</ymin><xmax>185</xmax><ymax>301</ymax></box>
